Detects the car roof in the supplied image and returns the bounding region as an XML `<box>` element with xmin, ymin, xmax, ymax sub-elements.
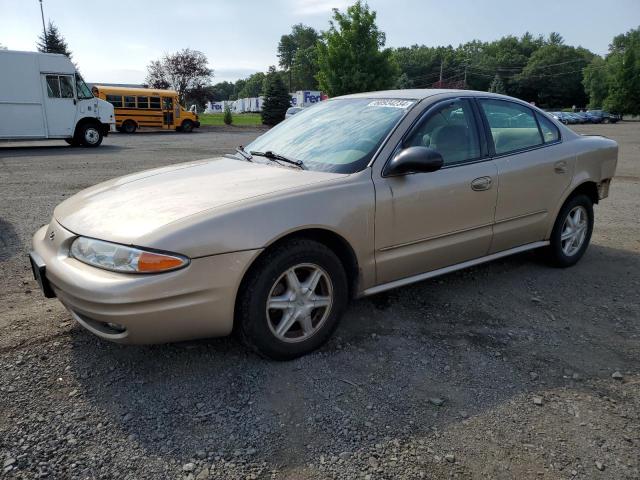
<box><xmin>335</xmin><ymin>89</ymin><xmax>517</xmax><ymax>101</ymax></box>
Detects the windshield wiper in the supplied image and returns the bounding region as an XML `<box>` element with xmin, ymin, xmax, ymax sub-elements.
<box><xmin>249</xmin><ymin>150</ymin><xmax>305</xmax><ymax>169</ymax></box>
<box><xmin>235</xmin><ymin>145</ymin><xmax>253</xmax><ymax>162</ymax></box>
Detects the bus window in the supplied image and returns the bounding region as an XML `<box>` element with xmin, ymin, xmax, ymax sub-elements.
<box><xmin>137</xmin><ymin>96</ymin><xmax>149</xmax><ymax>109</ymax></box>
<box><xmin>106</xmin><ymin>95</ymin><xmax>123</xmax><ymax>108</ymax></box>
<box><xmin>125</xmin><ymin>96</ymin><xmax>135</xmax><ymax>108</ymax></box>
<box><xmin>162</xmin><ymin>97</ymin><xmax>173</xmax><ymax>110</ymax></box>
<box><xmin>150</xmin><ymin>96</ymin><xmax>161</xmax><ymax>109</ymax></box>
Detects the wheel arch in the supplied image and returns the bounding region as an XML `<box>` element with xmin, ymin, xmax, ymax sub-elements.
<box><xmin>233</xmin><ymin>227</ymin><xmax>361</xmax><ymax>325</ymax></box>
<box><xmin>546</xmin><ymin>180</ymin><xmax>599</xmax><ymax>238</ymax></box>
<box><xmin>73</xmin><ymin>117</ymin><xmax>102</xmax><ymax>137</ymax></box>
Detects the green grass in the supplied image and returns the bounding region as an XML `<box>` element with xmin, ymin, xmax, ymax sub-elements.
<box><xmin>199</xmin><ymin>113</ymin><xmax>263</xmax><ymax>126</ymax></box>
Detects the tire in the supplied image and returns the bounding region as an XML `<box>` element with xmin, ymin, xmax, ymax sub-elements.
<box><xmin>236</xmin><ymin>238</ymin><xmax>349</xmax><ymax>360</ymax></box>
<box><xmin>180</xmin><ymin>120</ymin><xmax>194</xmax><ymax>133</ymax></box>
<box><xmin>79</xmin><ymin>123</ymin><xmax>103</xmax><ymax>148</ymax></box>
<box><xmin>545</xmin><ymin>194</ymin><xmax>594</xmax><ymax>267</ymax></box>
<box><xmin>603</xmin><ymin>118</ymin><xmax>610</xmax><ymax>124</ymax></box>
<box><xmin>121</xmin><ymin>120</ymin><xmax>137</xmax><ymax>134</ymax></box>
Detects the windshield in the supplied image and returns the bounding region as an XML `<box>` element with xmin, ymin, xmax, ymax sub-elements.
<box><xmin>244</xmin><ymin>98</ymin><xmax>415</xmax><ymax>173</ymax></box>
<box><xmin>75</xmin><ymin>74</ymin><xmax>94</xmax><ymax>100</ymax></box>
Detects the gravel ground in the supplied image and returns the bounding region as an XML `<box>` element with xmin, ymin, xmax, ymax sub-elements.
<box><xmin>1</xmin><ymin>124</ymin><xmax>639</xmax><ymax>479</ymax></box>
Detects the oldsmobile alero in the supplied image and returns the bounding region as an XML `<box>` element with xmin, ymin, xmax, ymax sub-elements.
<box><xmin>30</xmin><ymin>89</ymin><xmax>618</xmax><ymax>359</ymax></box>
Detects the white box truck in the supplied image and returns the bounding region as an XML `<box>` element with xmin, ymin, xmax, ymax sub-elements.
<box><xmin>0</xmin><ymin>50</ymin><xmax>115</xmax><ymax>147</ymax></box>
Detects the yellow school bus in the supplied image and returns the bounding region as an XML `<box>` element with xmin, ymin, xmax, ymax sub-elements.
<box><xmin>92</xmin><ymin>85</ymin><xmax>200</xmax><ymax>133</ymax></box>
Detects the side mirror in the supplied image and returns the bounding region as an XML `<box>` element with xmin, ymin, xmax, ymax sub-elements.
<box><xmin>385</xmin><ymin>146</ymin><xmax>444</xmax><ymax>176</ymax></box>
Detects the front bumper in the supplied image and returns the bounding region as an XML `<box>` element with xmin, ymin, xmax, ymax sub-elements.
<box><xmin>31</xmin><ymin>222</ymin><xmax>261</xmax><ymax>344</ymax></box>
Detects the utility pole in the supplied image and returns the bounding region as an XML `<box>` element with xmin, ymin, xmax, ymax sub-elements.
<box><xmin>463</xmin><ymin>65</ymin><xmax>467</xmax><ymax>89</ymax></box>
<box><xmin>439</xmin><ymin>60</ymin><xmax>443</xmax><ymax>84</ymax></box>
<box><xmin>39</xmin><ymin>0</ymin><xmax>47</xmax><ymax>51</ymax></box>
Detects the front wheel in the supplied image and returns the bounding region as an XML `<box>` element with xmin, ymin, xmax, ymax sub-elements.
<box><xmin>546</xmin><ymin>194</ymin><xmax>594</xmax><ymax>267</ymax></box>
<box><xmin>180</xmin><ymin>120</ymin><xmax>194</xmax><ymax>133</ymax></box>
<box><xmin>79</xmin><ymin>123</ymin><xmax>103</xmax><ymax>147</ymax></box>
<box><xmin>236</xmin><ymin>239</ymin><xmax>348</xmax><ymax>360</ymax></box>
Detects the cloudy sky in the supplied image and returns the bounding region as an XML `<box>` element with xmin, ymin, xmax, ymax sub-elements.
<box><xmin>1</xmin><ymin>0</ymin><xmax>638</xmax><ymax>84</ymax></box>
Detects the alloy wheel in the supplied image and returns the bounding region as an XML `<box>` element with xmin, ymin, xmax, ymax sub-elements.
<box><xmin>266</xmin><ymin>263</ymin><xmax>333</xmax><ymax>343</ymax></box>
<box><xmin>560</xmin><ymin>206</ymin><xmax>588</xmax><ymax>256</ymax></box>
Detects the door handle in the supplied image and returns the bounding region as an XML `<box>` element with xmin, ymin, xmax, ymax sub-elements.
<box><xmin>471</xmin><ymin>176</ymin><xmax>492</xmax><ymax>191</ymax></box>
<box><xmin>554</xmin><ymin>161</ymin><xmax>568</xmax><ymax>174</ymax></box>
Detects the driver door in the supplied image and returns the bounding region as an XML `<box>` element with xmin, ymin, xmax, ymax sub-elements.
<box><xmin>373</xmin><ymin>98</ymin><xmax>498</xmax><ymax>284</ymax></box>
<box><xmin>42</xmin><ymin>74</ymin><xmax>77</xmax><ymax>137</ymax></box>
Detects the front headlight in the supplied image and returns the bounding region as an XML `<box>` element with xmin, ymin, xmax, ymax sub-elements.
<box><xmin>70</xmin><ymin>237</ymin><xmax>189</xmax><ymax>273</ymax></box>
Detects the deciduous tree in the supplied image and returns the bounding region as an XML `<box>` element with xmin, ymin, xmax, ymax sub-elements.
<box><xmin>316</xmin><ymin>1</ymin><xmax>397</xmax><ymax>96</ymax></box>
<box><xmin>146</xmin><ymin>49</ymin><xmax>213</xmax><ymax>103</ymax></box>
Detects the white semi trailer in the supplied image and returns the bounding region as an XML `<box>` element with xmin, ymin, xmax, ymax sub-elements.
<box><xmin>0</xmin><ymin>50</ymin><xmax>115</xmax><ymax>147</ymax></box>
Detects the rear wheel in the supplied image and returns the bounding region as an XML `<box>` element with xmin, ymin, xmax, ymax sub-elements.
<box><xmin>121</xmin><ymin>120</ymin><xmax>137</xmax><ymax>134</ymax></box>
<box><xmin>236</xmin><ymin>239</ymin><xmax>348</xmax><ymax>360</ymax></box>
<box><xmin>79</xmin><ymin>123</ymin><xmax>103</xmax><ymax>147</ymax></box>
<box><xmin>546</xmin><ymin>194</ymin><xmax>594</xmax><ymax>267</ymax></box>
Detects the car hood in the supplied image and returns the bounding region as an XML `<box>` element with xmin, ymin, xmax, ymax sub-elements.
<box><xmin>54</xmin><ymin>157</ymin><xmax>341</xmax><ymax>245</ymax></box>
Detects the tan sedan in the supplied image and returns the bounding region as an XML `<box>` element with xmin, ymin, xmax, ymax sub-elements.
<box><xmin>30</xmin><ymin>90</ymin><xmax>618</xmax><ymax>359</ymax></box>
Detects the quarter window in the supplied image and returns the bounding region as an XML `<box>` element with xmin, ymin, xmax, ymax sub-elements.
<box><xmin>480</xmin><ymin>99</ymin><xmax>543</xmax><ymax>155</ymax></box>
<box><xmin>106</xmin><ymin>95</ymin><xmax>123</xmax><ymax>108</ymax></box>
<box><xmin>124</xmin><ymin>96</ymin><xmax>136</xmax><ymax>108</ymax></box>
<box><xmin>536</xmin><ymin>113</ymin><xmax>560</xmax><ymax>143</ymax></box>
<box><xmin>403</xmin><ymin>99</ymin><xmax>480</xmax><ymax>166</ymax></box>
<box><xmin>137</xmin><ymin>96</ymin><xmax>149</xmax><ymax>109</ymax></box>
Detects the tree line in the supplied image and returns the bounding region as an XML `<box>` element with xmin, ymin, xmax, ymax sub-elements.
<box><xmin>30</xmin><ymin>4</ymin><xmax>640</xmax><ymax>120</ymax></box>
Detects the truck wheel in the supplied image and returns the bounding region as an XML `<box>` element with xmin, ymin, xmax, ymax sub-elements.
<box><xmin>80</xmin><ymin>123</ymin><xmax>103</xmax><ymax>147</ymax></box>
<box><xmin>122</xmin><ymin>120</ymin><xmax>137</xmax><ymax>134</ymax></box>
<box><xmin>180</xmin><ymin>120</ymin><xmax>194</xmax><ymax>133</ymax></box>
<box><xmin>65</xmin><ymin>138</ymin><xmax>81</xmax><ymax>147</ymax></box>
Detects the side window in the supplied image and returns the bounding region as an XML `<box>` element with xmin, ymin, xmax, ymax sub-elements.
<box><xmin>536</xmin><ymin>112</ymin><xmax>560</xmax><ymax>143</ymax></box>
<box><xmin>137</xmin><ymin>96</ymin><xmax>149</xmax><ymax>109</ymax></box>
<box><xmin>150</xmin><ymin>96</ymin><xmax>161</xmax><ymax>109</ymax></box>
<box><xmin>106</xmin><ymin>95</ymin><xmax>123</xmax><ymax>108</ymax></box>
<box><xmin>59</xmin><ymin>76</ymin><xmax>75</xmax><ymax>98</ymax></box>
<box><xmin>46</xmin><ymin>75</ymin><xmax>60</xmax><ymax>98</ymax></box>
<box><xmin>403</xmin><ymin>98</ymin><xmax>480</xmax><ymax>166</ymax></box>
<box><xmin>480</xmin><ymin>99</ymin><xmax>543</xmax><ymax>155</ymax></box>
<box><xmin>124</xmin><ymin>96</ymin><xmax>136</xmax><ymax>108</ymax></box>
<box><xmin>162</xmin><ymin>97</ymin><xmax>173</xmax><ymax>109</ymax></box>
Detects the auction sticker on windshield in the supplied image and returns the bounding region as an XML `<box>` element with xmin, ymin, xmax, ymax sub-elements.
<box><xmin>367</xmin><ymin>99</ymin><xmax>415</xmax><ymax>109</ymax></box>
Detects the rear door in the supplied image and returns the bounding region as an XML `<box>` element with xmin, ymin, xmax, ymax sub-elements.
<box><xmin>477</xmin><ymin>98</ymin><xmax>574</xmax><ymax>252</ymax></box>
<box><xmin>42</xmin><ymin>74</ymin><xmax>77</xmax><ymax>137</ymax></box>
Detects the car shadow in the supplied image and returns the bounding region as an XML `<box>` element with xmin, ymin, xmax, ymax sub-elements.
<box><xmin>65</xmin><ymin>243</ymin><xmax>640</xmax><ymax>469</ymax></box>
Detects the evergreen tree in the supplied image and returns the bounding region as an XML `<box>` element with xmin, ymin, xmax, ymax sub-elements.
<box><xmin>261</xmin><ymin>67</ymin><xmax>291</xmax><ymax>126</ymax></box>
<box><xmin>36</xmin><ymin>21</ymin><xmax>72</xmax><ymax>57</ymax></box>
<box><xmin>488</xmin><ymin>74</ymin><xmax>506</xmax><ymax>94</ymax></box>
<box><xmin>223</xmin><ymin>103</ymin><xmax>233</xmax><ymax>125</ymax></box>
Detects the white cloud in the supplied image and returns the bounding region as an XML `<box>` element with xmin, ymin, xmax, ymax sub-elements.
<box><xmin>292</xmin><ymin>0</ymin><xmax>351</xmax><ymax>16</ymax></box>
